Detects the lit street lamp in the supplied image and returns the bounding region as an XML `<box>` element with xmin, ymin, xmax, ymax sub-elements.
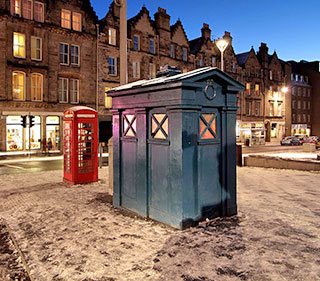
<box><xmin>216</xmin><ymin>39</ymin><xmax>228</xmax><ymax>71</ymax></box>
<box><xmin>281</xmin><ymin>86</ymin><xmax>288</xmax><ymax>93</ymax></box>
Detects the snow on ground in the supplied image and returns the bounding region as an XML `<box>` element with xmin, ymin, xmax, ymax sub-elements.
<box><xmin>0</xmin><ymin>167</ymin><xmax>320</xmax><ymax>280</ymax></box>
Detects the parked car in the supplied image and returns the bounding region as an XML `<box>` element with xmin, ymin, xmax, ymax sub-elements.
<box><xmin>280</xmin><ymin>136</ymin><xmax>301</xmax><ymax>146</ymax></box>
<box><xmin>308</xmin><ymin>136</ymin><xmax>320</xmax><ymax>145</ymax></box>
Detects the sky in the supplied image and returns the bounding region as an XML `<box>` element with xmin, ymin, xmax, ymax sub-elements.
<box><xmin>91</xmin><ymin>0</ymin><xmax>319</xmax><ymax>62</ymax></box>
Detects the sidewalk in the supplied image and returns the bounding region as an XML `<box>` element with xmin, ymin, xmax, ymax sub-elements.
<box><xmin>1</xmin><ymin>167</ymin><xmax>320</xmax><ymax>280</ymax></box>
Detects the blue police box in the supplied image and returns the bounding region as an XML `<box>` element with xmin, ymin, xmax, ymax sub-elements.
<box><xmin>108</xmin><ymin>67</ymin><xmax>245</xmax><ymax>229</ymax></box>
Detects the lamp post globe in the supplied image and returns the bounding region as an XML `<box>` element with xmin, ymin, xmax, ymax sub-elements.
<box><xmin>216</xmin><ymin>39</ymin><xmax>228</xmax><ymax>72</ymax></box>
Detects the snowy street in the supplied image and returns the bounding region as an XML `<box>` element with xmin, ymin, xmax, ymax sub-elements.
<box><xmin>0</xmin><ymin>167</ymin><xmax>320</xmax><ymax>280</ymax></box>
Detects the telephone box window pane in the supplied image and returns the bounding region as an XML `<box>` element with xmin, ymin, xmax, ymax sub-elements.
<box><xmin>123</xmin><ymin>115</ymin><xmax>136</xmax><ymax>137</ymax></box>
<box><xmin>151</xmin><ymin>114</ymin><xmax>168</xmax><ymax>139</ymax></box>
<box><xmin>200</xmin><ymin>114</ymin><xmax>216</xmax><ymax>139</ymax></box>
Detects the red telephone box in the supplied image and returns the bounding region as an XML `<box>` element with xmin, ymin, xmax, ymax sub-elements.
<box><xmin>63</xmin><ymin>106</ymin><xmax>98</xmax><ymax>185</ymax></box>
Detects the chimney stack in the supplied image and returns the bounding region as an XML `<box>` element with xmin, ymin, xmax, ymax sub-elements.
<box><xmin>201</xmin><ymin>23</ymin><xmax>211</xmax><ymax>40</ymax></box>
<box><xmin>154</xmin><ymin>7</ymin><xmax>170</xmax><ymax>32</ymax></box>
<box><xmin>258</xmin><ymin>42</ymin><xmax>269</xmax><ymax>68</ymax></box>
<box><xmin>223</xmin><ymin>31</ymin><xmax>232</xmax><ymax>45</ymax></box>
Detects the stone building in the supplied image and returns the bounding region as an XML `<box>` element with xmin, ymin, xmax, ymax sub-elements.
<box><xmin>285</xmin><ymin>60</ymin><xmax>320</xmax><ymax>136</ymax></box>
<box><xmin>97</xmin><ymin>4</ymin><xmax>195</xmax><ymax>141</ymax></box>
<box><xmin>256</xmin><ymin>43</ymin><xmax>286</xmax><ymax>142</ymax></box>
<box><xmin>0</xmin><ymin>0</ymin><xmax>98</xmax><ymax>152</ymax></box>
<box><xmin>235</xmin><ymin>47</ymin><xmax>265</xmax><ymax>144</ymax></box>
<box><xmin>97</xmin><ymin>2</ymin><xmax>288</xmax><ymax>145</ymax></box>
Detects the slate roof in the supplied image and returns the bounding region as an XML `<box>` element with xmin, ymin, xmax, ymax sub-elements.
<box><xmin>189</xmin><ymin>37</ymin><xmax>202</xmax><ymax>55</ymax></box>
<box><xmin>236</xmin><ymin>51</ymin><xmax>250</xmax><ymax>66</ymax></box>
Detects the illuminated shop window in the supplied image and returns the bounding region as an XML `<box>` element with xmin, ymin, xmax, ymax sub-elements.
<box><xmin>123</xmin><ymin>115</ymin><xmax>136</xmax><ymax>137</ymax></box>
<box><xmin>151</xmin><ymin>114</ymin><xmax>168</xmax><ymax>140</ymax></box>
<box><xmin>200</xmin><ymin>114</ymin><xmax>216</xmax><ymax>139</ymax></box>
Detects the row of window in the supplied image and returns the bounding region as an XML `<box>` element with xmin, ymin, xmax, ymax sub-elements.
<box><xmin>59</xmin><ymin>43</ymin><xmax>80</xmax><ymax>66</ymax></box>
<box><xmin>12</xmin><ymin>71</ymin><xmax>42</xmax><ymax>101</ymax></box>
<box><xmin>245</xmin><ymin>101</ymin><xmax>283</xmax><ymax>117</ymax></box>
<box><xmin>292</xmin><ymin>100</ymin><xmax>311</xmax><ymax>110</ymax></box>
<box><xmin>291</xmin><ymin>73</ymin><xmax>309</xmax><ymax>83</ymax></box>
<box><xmin>58</xmin><ymin>78</ymin><xmax>79</xmax><ymax>103</ymax></box>
<box><xmin>292</xmin><ymin>114</ymin><xmax>311</xmax><ymax>124</ymax></box>
<box><xmin>108</xmin><ymin>58</ymin><xmax>156</xmax><ymax>79</ymax></box>
<box><xmin>13</xmin><ymin>33</ymin><xmax>42</xmax><ymax>60</ymax></box>
<box><xmin>245</xmin><ymin>101</ymin><xmax>261</xmax><ymax>116</ymax></box>
<box><xmin>11</xmin><ymin>1</ymin><xmax>83</xmax><ymax>32</ymax></box>
<box><xmin>11</xmin><ymin>71</ymin><xmax>79</xmax><ymax>103</ymax></box>
<box><xmin>11</xmin><ymin>0</ymin><xmax>44</xmax><ymax>22</ymax></box>
<box><xmin>122</xmin><ymin>113</ymin><xmax>217</xmax><ymax>141</ymax></box>
<box><xmin>292</xmin><ymin>87</ymin><xmax>311</xmax><ymax>97</ymax></box>
<box><xmin>61</xmin><ymin>9</ymin><xmax>82</xmax><ymax>32</ymax></box>
<box><xmin>13</xmin><ymin>33</ymin><xmax>80</xmax><ymax>66</ymax></box>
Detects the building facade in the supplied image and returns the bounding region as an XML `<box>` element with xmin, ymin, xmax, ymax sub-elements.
<box><xmin>285</xmin><ymin>60</ymin><xmax>320</xmax><ymax>137</ymax></box>
<box><xmin>0</xmin><ymin>0</ymin><xmax>97</xmax><ymax>152</ymax></box>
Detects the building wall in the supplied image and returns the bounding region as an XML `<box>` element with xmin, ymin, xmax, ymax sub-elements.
<box><xmin>0</xmin><ymin>0</ymin><xmax>97</xmax><ymax>152</ymax></box>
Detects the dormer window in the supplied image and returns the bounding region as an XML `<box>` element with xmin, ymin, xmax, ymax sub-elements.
<box><xmin>72</xmin><ymin>12</ymin><xmax>82</xmax><ymax>32</ymax></box>
<box><xmin>61</xmin><ymin>9</ymin><xmax>71</xmax><ymax>29</ymax></box>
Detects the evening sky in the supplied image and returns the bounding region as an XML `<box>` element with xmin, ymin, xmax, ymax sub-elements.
<box><xmin>91</xmin><ymin>0</ymin><xmax>319</xmax><ymax>62</ymax></box>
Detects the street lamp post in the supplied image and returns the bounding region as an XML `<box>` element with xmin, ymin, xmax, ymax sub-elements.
<box><xmin>216</xmin><ymin>39</ymin><xmax>228</xmax><ymax>72</ymax></box>
<box><xmin>114</xmin><ymin>0</ymin><xmax>127</xmax><ymax>85</ymax></box>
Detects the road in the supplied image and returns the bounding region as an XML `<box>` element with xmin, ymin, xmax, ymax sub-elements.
<box><xmin>0</xmin><ymin>144</ymin><xmax>308</xmax><ymax>175</ymax></box>
<box><xmin>0</xmin><ymin>159</ymin><xmax>63</xmax><ymax>175</ymax></box>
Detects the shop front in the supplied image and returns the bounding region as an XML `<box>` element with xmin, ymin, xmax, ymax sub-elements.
<box><xmin>237</xmin><ymin>121</ymin><xmax>265</xmax><ymax>146</ymax></box>
<box><xmin>4</xmin><ymin>114</ymin><xmax>62</xmax><ymax>153</ymax></box>
<box><xmin>291</xmin><ymin>124</ymin><xmax>311</xmax><ymax>137</ymax></box>
<box><xmin>269</xmin><ymin>121</ymin><xmax>285</xmax><ymax>142</ymax></box>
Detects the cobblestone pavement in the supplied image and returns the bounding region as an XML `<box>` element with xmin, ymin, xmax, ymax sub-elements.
<box><xmin>0</xmin><ymin>167</ymin><xmax>320</xmax><ymax>281</ymax></box>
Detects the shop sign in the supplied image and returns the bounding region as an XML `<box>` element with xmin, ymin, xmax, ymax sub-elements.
<box><xmin>47</xmin><ymin>116</ymin><xmax>60</xmax><ymax>125</ymax></box>
<box><xmin>7</xmin><ymin>116</ymin><xmax>22</xmax><ymax>124</ymax></box>
<box><xmin>292</xmin><ymin>124</ymin><xmax>307</xmax><ymax>130</ymax></box>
